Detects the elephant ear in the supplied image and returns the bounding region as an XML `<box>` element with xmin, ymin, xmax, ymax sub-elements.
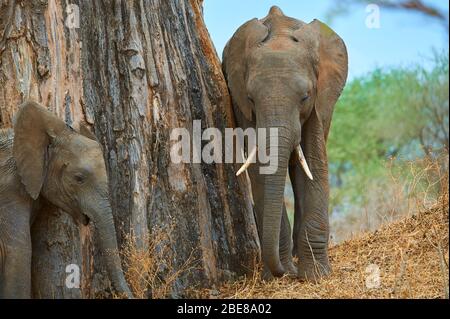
<box><xmin>223</xmin><ymin>18</ymin><xmax>269</xmax><ymax>122</ymax></box>
<box><xmin>13</xmin><ymin>101</ymin><xmax>67</xmax><ymax>199</ymax></box>
<box><xmin>296</xmin><ymin>19</ymin><xmax>348</xmax><ymax>139</ymax></box>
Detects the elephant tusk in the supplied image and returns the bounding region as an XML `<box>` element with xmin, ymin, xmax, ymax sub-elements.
<box><xmin>296</xmin><ymin>145</ymin><xmax>313</xmax><ymax>180</ymax></box>
<box><xmin>236</xmin><ymin>147</ymin><xmax>257</xmax><ymax>176</ymax></box>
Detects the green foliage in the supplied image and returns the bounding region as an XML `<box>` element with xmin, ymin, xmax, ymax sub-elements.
<box><xmin>327</xmin><ymin>51</ymin><xmax>449</xmax><ymax>209</ymax></box>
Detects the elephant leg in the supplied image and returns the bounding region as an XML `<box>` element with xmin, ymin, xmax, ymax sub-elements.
<box><xmin>279</xmin><ymin>203</ymin><xmax>296</xmax><ymax>276</ymax></box>
<box><xmin>0</xmin><ymin>200</ymin><xmax>32</xmax><ymax>299</ymax></box>
<box><xmin>289</xmin><ymin>158</ymin><xmax>302</xmax><ymax>259</ymax></box>
<box><xmin>293</xmin><ymin>111</ymin><xmax>331</xmax><ymax>282</ymax></box>
<box><xmin>248</xmin><ymin>165</ymin><xmax>275</xmax><ymax>280</ymax></box>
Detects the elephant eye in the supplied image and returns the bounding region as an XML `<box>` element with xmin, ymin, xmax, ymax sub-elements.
<box><xmin>248</xmin><ymin>95</ymin><xmax>255</xmax><ymax>105</ymax></box>
<box><xmin>301</xmin><ymin>94</ymin><xmax>310</xmax><ymax>103</ymax></box>
<box><xmin>74</xmin><ymin>173</ymin><xmax>86</xmax><ymax>184</ymax></box>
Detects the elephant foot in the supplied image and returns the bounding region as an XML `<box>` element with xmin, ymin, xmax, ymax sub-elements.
<box><xmin>261</xmin><ymin>261</ymin><xmax>296</xmax><ymax>280</ymax></box>
<box><xmin>297</xmin><ymin>258</ymin><xmax>331</xmax><ymax>283</ymax></box>
<box><xmin>282</xmin><ymin>260</ymin><xmax>298</xmax><ymax>277</ymax></box>
<box><xmin>261</xmin><ymin>266</ymin><xmax>274</xmax><ymax>282</ymax></box>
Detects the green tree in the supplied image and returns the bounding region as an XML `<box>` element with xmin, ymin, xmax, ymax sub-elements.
<box><xmin>328</xmin><ymin>51</ymin><xmax>449</xmax><ymax>209</ymax></box>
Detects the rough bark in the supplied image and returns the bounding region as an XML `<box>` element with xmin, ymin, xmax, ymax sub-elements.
<box><xmin>0</xmin><ymin>0</ymin><xmax>259</xmax><ymax>298</ymax></box>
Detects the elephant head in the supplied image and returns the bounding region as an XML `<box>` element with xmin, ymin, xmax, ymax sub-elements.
<box><xmin>223</xmin><ymin>7</ymin><xmax>348</xmax><ymax>279</ymax></box>
<box><xmin>13</xmin><ymin>101</ymin><xmax>133</xmax><ymax>298</ymax></box>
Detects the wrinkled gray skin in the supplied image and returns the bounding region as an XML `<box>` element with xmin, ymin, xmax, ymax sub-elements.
<box><xmin>0</xmin><ymin>101</ymin><xmax>133</xmax><ymax>298</ymax></box>
<box><xmin>223</xmin><ymin>7</ymin><xmax>348</xmax><ymax>280</ymax></box>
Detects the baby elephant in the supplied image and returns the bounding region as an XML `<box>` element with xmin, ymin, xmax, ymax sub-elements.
<box><xmin>0</xmin><ymin>101</ymin><xmax>132</xmax><ymax>298</ymax></box>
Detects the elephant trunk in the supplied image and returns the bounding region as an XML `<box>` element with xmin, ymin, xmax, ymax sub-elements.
<box><xmin>258</xmin><ymin>123</ymin><xmax>296</xmax><ymax>277</ymax></box>
<box><xmin>87</xmin><ymin>201</ymin><xmax>134</xmax><ymax>298</ymax></box>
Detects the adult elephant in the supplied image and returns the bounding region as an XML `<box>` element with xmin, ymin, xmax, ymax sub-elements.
<box><xmin>223</xmin><ymin>6</ymin><xmax>348</xmax><ymax>281</ymax></box>
<box><xmin>0</xmin><ymin>101</ymin><xmax>133</xmax><ymax>298</ymax></box>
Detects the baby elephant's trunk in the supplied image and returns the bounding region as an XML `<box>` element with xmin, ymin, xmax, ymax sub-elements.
<box><xmin>88</xmin><ymin>201</ymin><xmax>133</xmax><ymax>298</ymax></box>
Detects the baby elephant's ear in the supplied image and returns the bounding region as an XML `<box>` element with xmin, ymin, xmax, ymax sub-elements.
<box><xmin>13</xmin><ymin>101</ymin><xmax>67</xmax><ymax>199</ymax></box>
<box><xmin>223</xmin><ymin>18</ymin><xmax>268</xmax><ymax>122</ymax></box>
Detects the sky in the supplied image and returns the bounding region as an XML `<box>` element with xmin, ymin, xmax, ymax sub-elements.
<box><xmin>204</xmin><ymin>0</ymin><xmax>449</xmax><ymax>80</ymax></box>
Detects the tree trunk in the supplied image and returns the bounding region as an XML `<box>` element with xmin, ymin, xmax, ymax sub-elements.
<box><xmin>0</xmin><ymin>0</ymin><xmax>259</xmax><ymax>298</ymax></box>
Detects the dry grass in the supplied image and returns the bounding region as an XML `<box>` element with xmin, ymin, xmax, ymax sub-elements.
<box><xmin>192</xmin><ymin>154</ymin><xmax>449</xmax><ymax>299</ymax></box>
<box><xmin>331</xmin><ymin>152</ymin><xmax>449</xmax><ymax>243</ymax></box>
<box><xmin>191</xmin><ymin>196</ymin><xmax>448</xmax><ymax>299</ymax></box>
<box><xmin>120</xmin><ymin>221</ymin><xmax>196</xmax><ymax>299</ymax></box>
